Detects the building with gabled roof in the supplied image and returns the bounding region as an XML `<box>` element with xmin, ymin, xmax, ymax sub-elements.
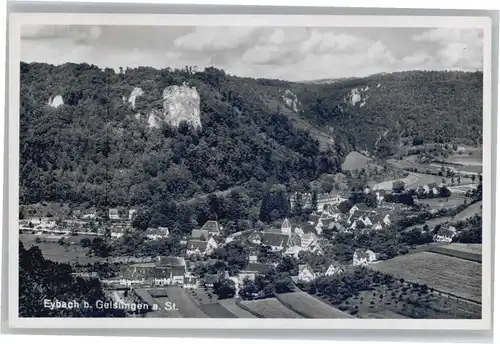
<box><xmin>145</xmin><ymin>226</ymin><xmax>169</xmax><ymax>240</ymax></box>
<box><xmin>353</xmin><ymin>249</ymin><xmax>377</xmax><ymax>266</ymax></box>
<box><xmin>297</xmin><ymin>264</ymin><xmax>316</xmax><ymax>283</ymax></box>
<box><xmin>281</xmin><ymin>218</ymin><xmax>292</xmax><ymax>234</ymax></box>
<box><xmin>323</xmin><ymin>263</ymin><xmax>344</xmax><ymax>276</ymax></box>
<box><xmin>191</xmin><ymin>229</ymin><xmax>210</xmax><ymax>240</ymax></box>
<box><xmin>186</xmin><ymin>239</ymin><xmax>209</xmax><ymax>256</ymax></box>
<box><xmin>201</xmin><ymin>220</ymin><xmax>221</xmax><ymax>235</ymax></box>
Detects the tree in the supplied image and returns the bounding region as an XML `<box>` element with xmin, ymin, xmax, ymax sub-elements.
<box><xmin>392</xmin><ymin>180</ymin><xmax>405</xmax><ymax>193</ymax></box>
<box><xmin>80</xmin><ymin>238</ymin><xmax>91</xmax><ymax>248</ymax></box>
<box><xmin>311</xmin><ymin>190</ymin><xmax>318</xmax><ymax>211</ymax></box>
<box><xmin>213</xmin><ymin>279</ymin><xmax>236</xmax><ymax>300</ymax></box>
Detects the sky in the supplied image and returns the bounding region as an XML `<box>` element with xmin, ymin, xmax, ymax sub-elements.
<box><xmin>20</xmin><ymin>25</ymin><xmax>483</xmax><ymax>81</ymax></box>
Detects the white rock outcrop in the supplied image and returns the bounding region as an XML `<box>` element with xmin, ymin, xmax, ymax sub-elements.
<box><xmin>349</xmin><ymin>88</ymin><xmax>362</xmax><ymax>106</ymax></box>
<box><xmin>128</xmin><ymin>87</ymin><xmax>144</xmax><ymax>109</ymax></box>
<box><xmin>48</xmin><ymin>95</ymin><xmax>64</xmax><ymax>108</ymax></box>
<box><xmin>282</xmin><ymin>89</ymin><xmax>300</xmax><ymax>112</ymax></box>
<box><xmin>161</xmin><ymin>84</ymin><xmax>201</xmax><ymax>128</ymax></box>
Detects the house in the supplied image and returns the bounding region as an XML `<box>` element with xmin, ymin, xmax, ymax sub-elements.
<box><xmin>284</xmin><ymin>245</ymin><xmax>304</xmax><ymax>258</ymax></box>
<box><xmin>323</xmin><ymin>263</ymin><xmax>344</xmax><ymax>276</ymax></box>
<box><xmin>186</xmin><ymin>240</ymin><xmax>209</xmax><ymax>256</ymax></box>
<box><xmin>281</xmin><ymin>218</ymin><xmax>292</xmax><ymax>234</ymax></box>
<box><xmin>261</xmin><ymin>231</ymin><xmax>300</xmax><ymax>252</ymax></box>
<box><xmin>248</xmin><ymin>255</ymin><xmax>258</xmax><ymax>263</ymax></box>
<box><xmin>297</xmin><ymin>264</ymin><xmax>316</xmax><ymax>283</ymax></box>
<box><xmin>248</xmin><ymin>232</ymin><xmax>262</xmax><ymax>245</ymax></box>
<box><xmin>201</xmin><ymin>220</ymin><xmax>221</xmax><ymax>236</ymax></box>
<box><xmin>300</xmin><ymin>232</ymin><xmax>317</xmax><ymax>249</ymax></box>
<box><xmin>109</xmin><ymin>208</ymin><xmax>120</xmax><ymax>220</ymax></box>
<box><xmin>119</xmin><ymin>263</ymin><xmax>156</xmax><ymax>286</ymax></box>
<box><xmin>110</xmin><ymin>225</ymin><xmax>127</xmax><ymax>238</ymax></box>
<box><xmin>145</xmin><ymin>227</ymin><xmax>169</xmax><ymax>240</ymax></box>
<box><xmin>191</xmin><ymin>229</ymin><xmax>210</xmax><ymax>240</ymax></box>
<box><xmin>293</xmin><ymin>227</ymin><xmax>304</xmax><ymax>236</ymax></box>
<box><xmin>353</xmin><ymin>249</ymin><xmax>377</xmax><ymax>266</ymax></box>
<box><xmin>82</xmin><ymin>209</ymin><xmax>97</xmax><ymax>220</ymax></box>
<box><xmin>204</xmin><ymin>274</ymin><xmax>219</xmax><ymax>288</ymax></box>
<box><xmin>72</xmin><ymin>209</ymin><xmax>82</xmax><ymax>218</ymax></box>
<box><xmin>244</xmin><ymin>262</ymin><xmax>274</xmax><ymax>275</ymax></box>
<box><xmin>154</xmin><ymin>265</ymin><xmax>186</xmax><ymax>286</ymax></box>
<box><xmin>349</xmin><ymin>203</ymin><xmax>370</xmax><ymax>214</ymax></box>
<box><xmin>183</xmin><ymin>275</ymin><xmax>198</xmax><ymax>289</ymax></box>
<box><xmin>237</xmin><ymin>271</ymin><xmax>257</xmax><ymax>285</ymax></box>
<box><xmin>433</xmin><ymin>226</ymin><xmax>457</xmax><ymax>243</ymax></box>
<box><xmin>129</xmin><ymin>209</ymin><xmax>138</xmax><ymax>220</ymax></box>
<box><xmin>315</xmin><ymin>218</ymin><xmax>341</xmax><ymax>235</ymax></box>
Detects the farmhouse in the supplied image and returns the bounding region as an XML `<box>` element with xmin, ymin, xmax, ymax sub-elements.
<box><xmin>297</xmin><ymin>264</ymin><xmax>316</xmax><ymax>283</ymax></box>
<box><xmin>353</xmin><ymin>249</ymin><xmax>377</xmax><ymax>266</ymax></box>
<box><xmin>154</xmin><ymin>265</ymin><xmax>186</xmax><ymax>286</ymax></box>
<box><xmin>145</xmin><ymin>227</ymin><xmax>169</xmax><ymax>240</ymax></box>
<box><xmin>433</xmin><ymin>226</ymin><xmax>457</xmax><ymax>243</ymax></box>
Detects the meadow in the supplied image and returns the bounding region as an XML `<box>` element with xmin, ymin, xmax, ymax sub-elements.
<box><xmin>276</xmin><ymin>291</ymin><xmax>354</xmax><ymax>318</ymax></box>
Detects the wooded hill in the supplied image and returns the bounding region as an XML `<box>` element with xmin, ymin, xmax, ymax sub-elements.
<box><xmin>20</xmin><ymin>62</ymin><xmax>482</xmax><ymax>208</ymax></box>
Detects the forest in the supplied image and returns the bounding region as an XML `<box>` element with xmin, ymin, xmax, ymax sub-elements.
<box><xmin>19</xmin><ymin>241</ymin><xmax>126</xmax><ymax>317</ymax></box>
<box><xmin>20</xmin><ymin>62</ymin><xmax>482</xmax><ymax>211</ymax></box>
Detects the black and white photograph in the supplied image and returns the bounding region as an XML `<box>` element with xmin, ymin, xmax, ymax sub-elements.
<box><xmin>7</xmin><ymin>13</ymin><xmax>492</xmax><ymax>329</ymax></box>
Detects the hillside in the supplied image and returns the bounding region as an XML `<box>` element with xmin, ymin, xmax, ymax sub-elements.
<box><xmin>20</xmin><ymin>63</ymin><xmax>482</xmax><ymax>211</ymax></box>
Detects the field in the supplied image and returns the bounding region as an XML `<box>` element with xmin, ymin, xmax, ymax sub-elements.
<box><xmin>218</xmin><ymin>299</ymin><xmax>258</xmax><ymax>318</ymax></box>
<box><xmin>404</xmin><ymin>216</ymin><xmax>452</xmax><ymax>232</ymax></box>
<box><xmin>452</xmin><ymin>201</ymin><xmax>482</xmax><ymax>222</ymax></box>
<box><xmin>372</xmin><ymin>172</ymin><xmax>445</xmax><ymax>191</ymax></box>
<box><xmin>418</xmin><ymin>196</ymin><xmax>466</xmax><ymax>209</ymax></box>
<box><xmin>429</xmin><ymin>244</ymin><xmax>482</xmax><ymax>263</ymax></box>
<box><xmin>164</xmin><ymin>286</ymin><xmax>209</xmax><ymax>318</ymax></box>
<box><xmin>342</xmin><ymin>151</ymin><xmax>380</xmax><ymax>172</ymax></box>
<box><xmin>276</xmin><ymin>291</ymin><xmax>353</xmax><ymax>318</ymax></box>
<box><xmin>185</xmin><ymin>288</ymin><xmax>238</xmax><ymax>318</ymax></box>
<box><xmin>371</xmin><ymin>251</ymin><xmax>482</xmax><ymax>303</ymax></box>
<box><xmin>19</xmin><ymin>234</ymin><xmax>101</xmax><ymax>264</ymax></box>
<box><xmin>238</xmin><ymin>298</ymin><xmax>303</xmax><ymax>318</ymax></box>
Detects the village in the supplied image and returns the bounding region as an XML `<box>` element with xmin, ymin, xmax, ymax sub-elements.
<box><xmin>18</xmin><ymin>172</ymin><xmax>480</xmax><ymax>319</ymax></box>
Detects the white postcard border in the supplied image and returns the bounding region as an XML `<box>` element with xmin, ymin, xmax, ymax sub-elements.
<box><xmin>7</xmin><ymin>13</ymin><xmax>493</xmax><ymax>330</ymax></box>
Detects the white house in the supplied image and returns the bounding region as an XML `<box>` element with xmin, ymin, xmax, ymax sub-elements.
<box><xmin>186</xmin><ymin>238</ymin><xmax>218</xmax><ymax>256</ymax></box>
<box><xmin>248</xmin><ymin>232</ymin><xmax>262</xmax><ymax>245</ymax></box>
<box><xmin>145</xmin><ymin>227</ymin><xmax>169</xmax><ymax>240</ymax></box>
<box><xmin>300</xmin><ymin>232</ymin><xmax>317</xmax><ymax>250</ymax></box>
<box><xmin>323</xmin><ymin>263</ymin><xmax>344</xmax><ymax>276</ymax></box>
<box><xmin>183</xmin><ymin>275</ymin><xmax>198</xmax><ymax>289</ymax></box>
<box><xmin>353</xmin><ymin>249</ymin><xmax>377</xmax><ymax>266</ymax></box>
<box><xmin>433</xmin><ymin>226</ymin><xmax>457</xmax><ymax>243</ymax></box>
<box><xmin>109</xmin><ymin>208</ymin><xmax>120</xmax><ymax>220</ymax></box>
<box><xmin>284</xmin><ymin>245</ymin><xmax>304</xmax><ymax>258</ymax></box>
<box><xmin>297</xmin><ymin>264</ymin><xmax>316</xmax><ymax>283</ymax></box>
<box><xmin>281</xmin><ymin>218</ymin><xmax>292</xmax><ymax>234</ymax></box>
<box><xmin>128</xmin><ymin>209</ymin><xmax>138</xmax><ymax>220</ymax></box>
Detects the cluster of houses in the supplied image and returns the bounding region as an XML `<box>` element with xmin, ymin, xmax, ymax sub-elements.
<box><xmin>246</xmin><ymin>201</ymin><xmax>393</xmax><ymax>259</ymax></box>
<box><xmin>185</xmin><ymin>221</ymin><xmax>222</xmax><ymax>257</ymax></box>
<box><xmin>289</xmin><ymin>191</ymin><xmax>350</xmax><ymax>212</ymax></box>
